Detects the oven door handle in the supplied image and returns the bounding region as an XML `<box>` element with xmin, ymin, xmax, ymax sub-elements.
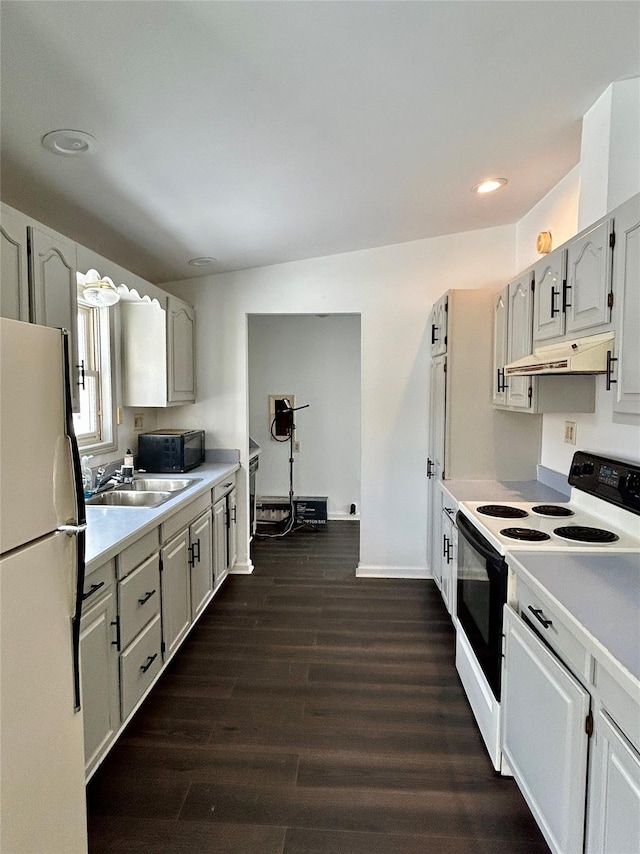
<box><xmin>456</xmin><ymin>511</ymin><xmax>503</xmax><ymax>566</ymax></box>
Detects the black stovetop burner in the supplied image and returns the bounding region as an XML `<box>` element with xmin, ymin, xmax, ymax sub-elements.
<box><xmin>554</xmin><ymin>526</ymin><xmax>620</xmax><ymax>544</ymax></box>
<box><xmin>478</xmin><ymin>505</ymin><xmax>528</xmax><ymax>519</ymax></box>
<box><xmin>531</xmin><ymin>505</ymin><xmax>574</xmax><ymax>518</ymax></box>
<box><xmin>500</xmin><ymin>527</ymin><xmax>552</xmax><ymax>542</ymax></box>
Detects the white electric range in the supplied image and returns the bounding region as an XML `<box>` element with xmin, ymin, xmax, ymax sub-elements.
<box><xmin>453</xmin><ymin>450</ymin><xmax>640</xmax><ymax>772</ymax></box>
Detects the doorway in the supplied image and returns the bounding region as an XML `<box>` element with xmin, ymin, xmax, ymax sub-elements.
<box><xmin>247</xmin><ymin>314</ymin><xmax>361</xmax><ymax>542</ymax></box>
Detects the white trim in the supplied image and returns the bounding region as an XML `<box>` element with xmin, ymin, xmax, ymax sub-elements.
<box><xmin>230</xmin><ymin>560</ymin><xmax>254</xmax><ymax>575</ymax></box>
<box><xmin>328</xmin><ymin>512</ymin><xmax>360</xmax><ymax>521</ymax></box>
<box><xmin>356</xmin><ymin>563</ymin><xmax>430</xmax><ymax>579</ymax></box>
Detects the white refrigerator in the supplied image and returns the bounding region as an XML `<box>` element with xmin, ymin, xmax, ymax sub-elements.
<box><xmin>0</xmin><ymin>318</ymin><xmax>88</xmax><ymax>853</ymax></box>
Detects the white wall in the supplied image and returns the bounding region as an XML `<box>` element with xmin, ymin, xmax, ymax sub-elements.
<box><xmin>248</xmin><ymin>314</ymin><xmax>361</xmax><ymax>518</ymax></box>
<box><xmin>515</xmin><ymin>166</ymin><xmax>579</xmax><ymax>272</ymax></box>
<box><xmin>163</xmin><ymin>224</ymin><xmax>516</xmax><ymax>575</ymax></box>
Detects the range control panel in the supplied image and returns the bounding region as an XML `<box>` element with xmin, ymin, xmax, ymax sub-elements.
<box><xmin>569</xmin><ymin>451</ymin><xmax>640</xmax><ymax>515</ymax></box>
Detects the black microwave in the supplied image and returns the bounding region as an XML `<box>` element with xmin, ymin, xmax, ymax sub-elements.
<box><xmin>137</xmin><ymin>429</ymin><xmax>205</xmax><ymax>473</ymax></box>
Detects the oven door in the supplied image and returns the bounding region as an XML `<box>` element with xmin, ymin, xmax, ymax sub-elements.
<box><xmin>456</xmin><ymin>511</ymin><xmax>508</xmax><ymax>701</ymax></box>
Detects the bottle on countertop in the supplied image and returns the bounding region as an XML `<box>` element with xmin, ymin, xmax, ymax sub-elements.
<box><xmin>81</xmin><ymin>455</ymin><xmax>93</xmax><ymax>498</ymax></box>
<box><xmin>121</xmin><ymin>449</ymin><xmax>134</xmax><ymax>483</ymax></box>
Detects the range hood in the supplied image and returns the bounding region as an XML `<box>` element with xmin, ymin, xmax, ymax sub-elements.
<box><xmin>504</xmin><ymin>332</ymin><xmax>614</xmax><ymax>376</ymax></box>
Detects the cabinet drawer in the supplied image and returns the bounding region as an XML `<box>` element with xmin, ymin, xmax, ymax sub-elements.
<box><xmin>120</xmin><ymin>613</ymin><xmax>162</xmax><ymax>720</ymax></box>
<box><xmin>213</xmin><ymin>472</ymin><xmax>236</xmax><ymax>502</ymax></box>
<box><xmin>82</xmin><ymin>559</ymin><xmax>116</xmax><ymax>609</ymax></box>
<box><xmin>118</xmin><ymin>552</ymin><xmax>161</xmax><ymax>649</ymax></box>
<box><xmin>162</xmin><ymin>493</ymin><xmax>210</xmax><ymax>542</ymax></box>
<box><xmin>516</xmin><ymin>577</ymin><xmax>590</xmax><ymax>682</ymax></box>
<box><xmin>117</xmin><ymin>528</ymin><xmax>159</xmax><ymax>580</ymax></box>
<box><xmin>594</xmin><ymin>664</ymin><xmax>640</xmax><ymax>754</ymax></box>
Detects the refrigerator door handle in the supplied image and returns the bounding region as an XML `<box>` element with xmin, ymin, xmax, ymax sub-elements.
<box><xmin>61</xmin><ymin>329</ymin><xmax>87</xmax><ymax>713</ymax></box>
<box><xmin>57</xmin><ymin>523</ymin><xmax>88</xmax><ymax>535</ymax></box>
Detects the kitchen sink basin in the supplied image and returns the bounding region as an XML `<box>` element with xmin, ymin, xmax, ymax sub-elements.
<box><xmin>86</xmin><ymin>490</ymin><xmax>172</xmax><ymax>508</ymax></box>
<box><xmin>130</xmin><ymin>478</ymin><xmax>201</xmax><ymax>492</ymax></box>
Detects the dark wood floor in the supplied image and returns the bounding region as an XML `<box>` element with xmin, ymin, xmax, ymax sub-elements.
<box><xmin>87</xmin><ymin>522</ymin><xmax>549</xmax><ymax>853</ymax></box>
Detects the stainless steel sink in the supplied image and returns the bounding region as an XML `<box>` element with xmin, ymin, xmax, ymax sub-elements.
<box><xmin>130</xmin><ymin>478</ymin><xmax>201</xmax><ymax>492</ymax></box>
<box><xmin>86</xmin><ymin>490</ymin><xmax>172</xmax><ymax>508</ymax></box>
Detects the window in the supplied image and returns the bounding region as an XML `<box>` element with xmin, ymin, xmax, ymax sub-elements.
<box><xmin>73</xmin><ymin>297</ymin><xmax>115</xmax><ymax>451</ymax></box>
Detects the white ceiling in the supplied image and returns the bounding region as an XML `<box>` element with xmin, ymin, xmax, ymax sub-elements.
<box><xmin>1</xmin><ymin>1</ymin><xmax>639</xmax><ymax>284</ymax></box>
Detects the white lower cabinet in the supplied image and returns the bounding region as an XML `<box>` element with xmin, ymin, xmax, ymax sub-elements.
<box><xmin>190</xmin><ymin>508</ymin><xmax>214</xmax><ymax>620</ymax></box>
<box><xmin>81</xmin><ymin>471</ymin><xmax>237</xmax><ymax>779</ymax></box>
<box><xmin>586</xmin><ymin>708</ymin><xmax>640</xmax><ymax>854</ymax></box>
<box><xmin>160</xmin><ymin>528</ymin><xmax>192</xmax><ymax>662</ymax></box>
<box><xmin>116</xmin><ymin>544</ymin><xmax>162</xmax><ymax>721</ymax></box>
<box><xmin>80</xmin><ymin>560</ymin><xmax>120</xmax><ymax>778</ymax></box>
<box><xmin>502</xmin><ymin>606</ymin><xmax>590</xmax><ymax>854</ymax></box>
<box><xmin>120</xmin><ymin>615</ymin><xmax>163</xmax><ymax>720</ymax></box>
<box><xmin>440</xmin><ymin>499</ymin><xmax>457</xmax><ymax>617</ymax></box>
<box><xmin>503</xmin><ymin>569</ymin><xmax>640</xmax><ymax>854</ymax></box>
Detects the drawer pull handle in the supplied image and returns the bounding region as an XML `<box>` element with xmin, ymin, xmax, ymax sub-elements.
<box><xmin>140</xmin><ymin>653</ymin><xmax>158</xmax><ymax>674</ymax></box>
<box><xmin>527</xmin><ymin>605</ymin><xmax>553</xmax><ymax>629</ymax></box>
<box><xmin>138</xmin><ymin>589</ymin><xmax>156</xmax><ymax>606</ymax></box>
<box><xmin>82</xmin><ymin>580</ymin><xmax>105</xmax><ymax>601</ymax></box>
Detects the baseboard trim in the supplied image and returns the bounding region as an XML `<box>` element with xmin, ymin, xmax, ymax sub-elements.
<box><xmin>230</xmin><ymin>560</ymin><xmax>254</xmax><ymax>575</ymax></box>
<box><xmin>356</xmin><ymin>564</ymin><xmax>431</xmax><ymax>579</ymax></box>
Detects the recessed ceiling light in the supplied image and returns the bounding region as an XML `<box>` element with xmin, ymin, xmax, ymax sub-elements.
<box><xmin>42</xmin><ymin>129</ymin><xmax>97</xmax><ymax>155</ymax></box>
<box><xmin>188</xmin><ymin>257</ymin><xmax>217</xmax><ymax>267</ymax></box>
<box><xmin>472</xmin><ymin>178</ymin><xmax>508</xmax><ymax>194</ymax></box>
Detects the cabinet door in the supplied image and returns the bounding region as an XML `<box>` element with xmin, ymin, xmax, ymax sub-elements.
<box><xmin>505</xmin><ymin>275</ymin><xmax>533</xmax><ymax>410</ymax></box>
<box><xmin>502</xmin><ymin>607</ymin><xmax>590</xmax><ymax>854</ymax></box>
<box><xmin>586</xmin><ymin>708</ymin><xmax>640</xmax><ymax>854</ymax></box>
<box><xmin>0</xmin><ymin>205</ymin><xmax>29</xmax><ymax>321</ymax></box>
<box><xmin>213</xmin><ymin>499</ymin><xmax>227</xmax><ymax>586</ymax></box>
<box><xmin>427</xmin><ymin>355</ymin><xmax>446</xmax><ymax>579</ymax></box>
<box><xmin>440</xmin><ymin>508</ymin><xmax>456</xmax><ymax>617</ymax></box>
<box><xmin>611</xmin><ymin>194</ymin><xmax>640</xmax><ymax>417</ymax></box>
<box><xmin>565</xmin><ymin>218</ymin><xmax>613</xmax><ymax>336</ymax></box>
<box><xmin>80</xmin><ymin>588</ymin><xmax>120</xmax><ymax>776</ymax></box>
<box><xmin>533</xmin><ymin>248</ymin><xmax>566</xmax><ymax>344</ymax></box>
<box><xmin>227</xmin><ymin>488</ymin><xmax>238</xmax><ymax>570</ymax></box>
<box><xmin>190</xmin><ymin>508</ymin><xmax>213</xmax><ymax>619</ymax></box>
<box><xmin>492</xmin><ymin>286</ymin><xmax>509</xmax><ymax>405</ymax></box>
<box><xmin>160</xmin><ymin>529</ymin><xmax>191</xmax><ymax>661</ymax></box>
<box><xmin>167</xmin><ymin>296</ymin><xmax>195</xmax><ymax>403</ymax></box>
<box><xmin>29</xmin><ymin>225</ymin><xmax>80</xmax><ymax>410</ymax></box>
<box><xmin>430</xmin><ymin>295</ymin><xmax>448</xmax><ymax>357</ymax></box>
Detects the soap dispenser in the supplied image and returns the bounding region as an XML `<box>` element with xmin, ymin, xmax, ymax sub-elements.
<box><xmin>81</xmin><ymin>455</ymin><xmax>93</xmax><ymax>498</ymax></box>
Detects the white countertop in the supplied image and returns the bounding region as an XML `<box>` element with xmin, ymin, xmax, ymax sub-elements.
<box><xmin>508</xmin><ymin>550</ymin><xmax>640</xmax><ymax>684</ymax></box>
<box><xmin>84</xmin><ymin>462</ymin><xmax>239</xmax><ymax>572</ymax></box>
<box><xmin>441</xmin><ymin>479</ymin><xmax>569</xmax><ymax>504</ymax></box>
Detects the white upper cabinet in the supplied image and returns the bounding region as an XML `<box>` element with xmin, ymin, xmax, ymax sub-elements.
<box><xmin>610</xmin><ymin>193</ymin><xmax>640</xmax><ymax>418</ymax></box>
<box><xmin>0</xmin><ymin>204</ymin><xmax>29</xmax><ymax>321</ymax></box>
<box><xmin>167</xmin><ymin>297</ymin><xmax>196</xmax><ymax>403</ymax></box>
<box><xmin>28</xmin><ymin>225</ymin><xmax>80</xmax><ymax>411</ymax></box>
<box><xmin>492</xmin><ymin>286</ymin><xmax>509</xmax><ymax>406</ymax></box>
<box><xmin>505</xmin><ymin>273</ymin><xmax>534</xmax><ymax>411</ymax></box>
<box><xmin>429</xmin><ymin>294</ymin><xmax>448</xmax><ymax>357</ymax></box>
<box><xmin>565</xmin><ymin>218</ymin><xmax>613</xmax><ymax>337</ymax></box>
<box><xmin>532</xmin><ymin>247</ymin><xmax>566</xmax><ymax>345</ymax></box>
<box><xmin>493</xmin><ymin>271</ymin><xmax>595</xmax><ymax>415</ymax></box>
<box><xmin>122</xmin><ymin>295</ymin><xmax>196</xmax><ymax>407</ymax></box>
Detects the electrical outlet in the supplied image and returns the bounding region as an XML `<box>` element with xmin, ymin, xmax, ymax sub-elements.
<box><xmin>294</xmin><ymin>440</ymin><xmax>301</xmax><ymax>453</ymax></box>
<box><xmin>564</xmin><ymin>421</ymin><xmax>577</xmax><ymax>445</ymax></box>
<box><xmin>116</xmin><ymin>406</ymin><xmax>123</xmax><ymax>425</ymax></box>
<box><xmin>134</xmin><ymin>414</ymin><xmax>144</xmax><ymax>431</ymax></box>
